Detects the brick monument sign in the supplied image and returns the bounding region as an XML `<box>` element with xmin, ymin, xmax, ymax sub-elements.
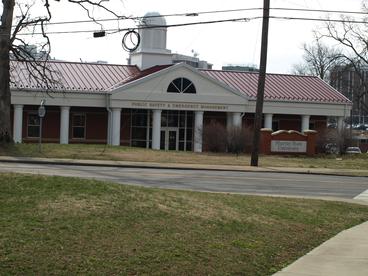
<box><xmin>260</xmin><ymin>129</ymin><xmax>317</xmax><ymax>156</ymax></box>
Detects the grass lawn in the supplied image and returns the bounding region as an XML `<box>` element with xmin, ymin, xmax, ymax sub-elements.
<box><xmin>1</xmin><ymin>174</ymin><xmax>368</xmax><ymax>275</ymax></box>
<box><xmin>1</xmin><ymin>143</ymin><xmax>368</xmax><ymax>172</ymax></box>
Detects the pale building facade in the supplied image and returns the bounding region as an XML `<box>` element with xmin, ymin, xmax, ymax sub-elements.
<box><xmin>10</xmin><ymin>12</ymin><xmax>351</xmax><ymax>152</ymax></box>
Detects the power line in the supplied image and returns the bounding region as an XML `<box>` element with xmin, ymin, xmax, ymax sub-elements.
<box><xmin>270</xmin><ymin>15</ymin><xmax>368</xmax><ymax>24</ymax></box>
<box><xmin>12</xmin><ymin>6</ymin><xmax>367</xmax><ymax>28</ymax></box>
<box><xmin>13</xmin><ymin>8</ymin><xmax>263</xmax><ymax>28</ymax></box>
<box><xmin>15</xmin><ymin>14</ymin><xmax>368</xmax><ymax>37</ymax></box>
<box><xmin>271</xmin><ymin>7</ymin><xmax>368</xmax><ymax>15</ymax></box>
<box><xmin>15</xmin><ymin>17</ymin><xmax>252</xmax><ymax>36</ymax></box>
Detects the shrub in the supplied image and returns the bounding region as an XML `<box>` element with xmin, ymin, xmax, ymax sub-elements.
<box><xmin>316</xmin><ymin>128</ymin><xmax>352</xmax><ymax>154</ymax></box>
<box><xmin>202</xmin><ymin>121</ymin><xmax>227</xmax><ymax>152</ymax></box>
<box><xmin>227</xmin><ymin>127</ymin><xmax>246</xmax><ymax>155</ymax></box>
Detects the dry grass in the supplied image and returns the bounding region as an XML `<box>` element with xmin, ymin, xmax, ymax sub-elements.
<box><xmin>1</xmin><ymin>173</ymin><xmax>368</xmax><ymax>275</ymax></box>
<box><xmin>1</xmin><ymin>143</ymin><xmax>368</xmax><ymax>172</ymax></box>
<box><xmin>37</xmin><ymin>195</ymin><xmax>111</xmax><ymax>216</ymax></box>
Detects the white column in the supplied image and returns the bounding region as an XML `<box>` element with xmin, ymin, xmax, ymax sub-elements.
<box><xmin>232</xmin><ymin>112</ymin><xmax>242</xmax><ymax>129</ymax></box>
<box><xmin>111</xmin><ymin>108</ymin><xmax>121</xmax><ymax>146</ymax></box>
<box><xmin>13</xmin><ymin>104</ymin><xmax>23</xmax><ymax>143</ymax></box>
<box><xmin>226</xmin><ymin>112</ymin><xmax>233</xmax><ymax>132</ymax></box>
<box><xmin>264</xmin><ymin>113</ymin><xmax>273</xmax><ymax>129</ymax></box>
<box><xmin>152</xmin><ymin>109</ymin><xmax>162</xmax><ymax>150</ymax></box>
<box><xmin>59</xmin><ymin>106</ymin><xmax>70</xmax><ymax>144</ymax></box>
<box><xmin>194</xmin><ymin>111</ymin><xmax>204</xmax><ymax>153</ymax></box>
<box><xmin>337</xmin><ymin>116</ymin><xmax>344</xmax><ymax>133</ymax></box>
<box><xmin>301</xmin><ymin>115</ymin><xmax>310</xmax><ymax>132</ymax></box>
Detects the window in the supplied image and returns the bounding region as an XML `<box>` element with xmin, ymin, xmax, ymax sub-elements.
<box><xmin>72</xmin><ymin>113</ymin><xmax>86</xmax><ymax>139</ymax></box>
<box><xmin>130</xmin><ymin>110</ymin><xmax>193</xmax><ymax>151</ymax></box>
<box><xmin>167</xmin><ymin>78</ymin><xmax>196</xmax><ymax>94</ymax></box>
<box><xmin>131</xmin><ymin>109</ymin><xmax>151</xmax><ymax>148</ymax></box>
<box><xmin>27</xmin><ymin>113</ymin><xmax>40</xmax><ymax>138</ymax></box>
<box><xmin>272</xmin><ymin>120</ymin><xmax>279</xmax><ymax>131</ymax></box>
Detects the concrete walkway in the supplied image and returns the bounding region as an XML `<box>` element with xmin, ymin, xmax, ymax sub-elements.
<box><xmin>0</xmin><ymin>155</ymin><xmax>368</xmax><ymax>275</ymax></box>
<box><xmin>274</xmin><ymin>221</ymin><xmax>368</xmax><ymax>276</ymax></box>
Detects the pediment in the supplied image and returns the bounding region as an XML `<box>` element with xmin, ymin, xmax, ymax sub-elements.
<box><xmin>110</xmin><ymin>63</ymin><xmax>248</xmax><ymax>108</ymax></box>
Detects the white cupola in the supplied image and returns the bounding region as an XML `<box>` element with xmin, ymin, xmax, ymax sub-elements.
<box><xmin>129</xmin><ymin>12</ymin><xmax>172</xmax><ymax>70</ymax></box>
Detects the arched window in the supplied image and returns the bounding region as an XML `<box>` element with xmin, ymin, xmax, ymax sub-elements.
<box><xmin>167</xmin><ymin>78</ymin><xmax>196</xmax><ymax>94</ymax></box>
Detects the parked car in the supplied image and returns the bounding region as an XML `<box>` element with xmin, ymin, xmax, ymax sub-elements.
<box><xmin>345</xmin><ymin>147</ymin><xmax>362</xmax><ymax>154</ymax></box>
<box><xmin>353</xmin><ymin>124</ymin><xmax>368</xmax><ymax>130</ymax></box>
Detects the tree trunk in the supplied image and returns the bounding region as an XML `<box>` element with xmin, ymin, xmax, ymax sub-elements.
<box><xmin>0</xmin><ymin>0</ymin><xmax>15</xmax><ymax>143</ymax></box>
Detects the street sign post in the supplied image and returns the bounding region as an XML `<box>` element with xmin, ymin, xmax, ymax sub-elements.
<box><xmin>38</xmin><ymin>100</ymin><xmax>46</xmax><ymax>152</ymax></box>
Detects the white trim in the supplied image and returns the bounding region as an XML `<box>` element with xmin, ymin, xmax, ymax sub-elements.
<box><xmin>301</xmin><ymin>115</ymin><xmax>310</xmax><ymax>132</ymax></box>
<box><xmin>13</xmin><ymin>104</ymin><xmax>23</xmax><ymax>143</ymax></box>
<box><xmin>111</xmin><ymin>108</ymin><xmax>121</xmax><ymax>146</ymax></box>
<box><xmin>232</xmin><ymin>112</ymin><xmax>242</xmax><ymax>128</ymax></box>
<box><xmin>60</xmin><ymin>106</ymin><xmax>70</xmax><ymax>144</ymax></box>
<box><xmin>264</xmin><ymin>113</ymin><xmax>273</xmax><ymax>129</ymax></box>
<box><xmin>11</xmin><ymin>87</ymin><xmax>351</xmax><ymax>118</ymax></box>
<box><xmin>152</xmin><ymin>109</ymin><xmax>162</xmax><ymax>150</ymax></box>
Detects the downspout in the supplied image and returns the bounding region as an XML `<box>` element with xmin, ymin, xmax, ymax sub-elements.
<box><xmin>240</xmin><ymin>112</ymin><xmax>246</xmax><ymax>128</ymax></box>
<box><xmin>106</xmin><ymin>93</ymin><xmax>112</xmax><ymax>145</ymax></box>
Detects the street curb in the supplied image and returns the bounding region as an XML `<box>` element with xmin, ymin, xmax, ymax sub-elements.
<box><xmin>0</xmin><ymin>157</ymin><xmax>367</xmax><ymax>178</ymax></box>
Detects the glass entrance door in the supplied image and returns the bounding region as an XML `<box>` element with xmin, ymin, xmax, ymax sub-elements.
<box><xmin>168</xmin><ymin>130</ymin><xmax>177</xmax><ymax>150</ymax></box>
<box><xmin>160</xmin><ymin>128</ymin><xmax>179</xmax><ymax>150</ymax></box>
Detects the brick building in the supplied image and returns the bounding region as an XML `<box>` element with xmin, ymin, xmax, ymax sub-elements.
<box><xmin>9</xmin><ymin>12</ymin><xmax>351</xmax><ymax>153</ymax></box>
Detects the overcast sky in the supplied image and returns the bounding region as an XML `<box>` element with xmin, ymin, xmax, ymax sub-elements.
<box><xmin>9</xmin><ymin>0</ymin><xmax>366</xmax><ymax>73</ymax></box>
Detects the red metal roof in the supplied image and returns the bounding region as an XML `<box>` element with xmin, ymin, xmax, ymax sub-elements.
<box><xmin>201</xmin><ymin>69</ymin><xmax>351</xmax><ymax>103</ymax></box>
<box><xmin>10</xmin><ymin>60</ymin><xmax>351</xmax><ymax>104</ymax></box>
<box><xmin>108</xmin><ymin>64</ymin><xmax>173</xmax><ymax>90</ymax></box>
<box><xmin>10</xmin><ymin>60</ymin><xmax>140</xmax><ymax>92</ymax></box>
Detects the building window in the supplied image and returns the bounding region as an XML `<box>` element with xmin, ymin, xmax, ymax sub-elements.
<box><xmin>131</xmin><ymin>109</ymin><xmax>151</xmax><ymax>148</ymax></box>
<box><xmin>167</xmin><ymin>78</ymin><xmax>196</xmax><ymax>94</ymax></box>
<box><xmin>309</xmin><ymin>121</ymin><xmax>315</xmax><ymax>130</ymax></box>
<box><xmin>130</xmin><ymin>110</ymin><xmax>193</xmax><ymax>151</ymax></box>
<box><xmin>72</xmin><ymin>113</ymin><xmax>86</xmax><ymax>139</ymax></box>
<box><xmin>27</xmin><ymin>113</ymin><xmax>40</xmax><ymax>138</ymax></box>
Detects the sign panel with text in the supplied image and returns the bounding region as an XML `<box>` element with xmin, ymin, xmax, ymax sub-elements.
<box><xmin>271</xmin><ymin>140</ymin><xmax>307</xmax><ymax>153</ymax></box>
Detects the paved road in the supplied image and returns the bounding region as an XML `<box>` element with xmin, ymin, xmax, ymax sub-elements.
<box><xmin>0</xmin><ymin>162</ymin><xmax>367</xmax><ymax>199</ymax></box>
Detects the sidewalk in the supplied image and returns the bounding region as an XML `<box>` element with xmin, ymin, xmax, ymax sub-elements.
<box><xmin>0</xmin><ymin>155</ymin><xmax>367</xmax><ymax>177</ymax></box>
<box><xmin>273</xmin><ymin>221</ymin><xmax>368</xmax><ymax>276</ymax></box>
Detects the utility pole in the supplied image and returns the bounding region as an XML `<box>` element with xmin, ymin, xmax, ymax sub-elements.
<box><xmin>251</xmin><ymin>0</ymin><xmax>270</xmax><ymax>166</ymax></box>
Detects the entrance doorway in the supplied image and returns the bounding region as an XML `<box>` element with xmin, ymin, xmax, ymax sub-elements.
<box><xmin>160</xmin><ymin>127</ymin><xmax>179</xmax><ymax>150</ymax></box>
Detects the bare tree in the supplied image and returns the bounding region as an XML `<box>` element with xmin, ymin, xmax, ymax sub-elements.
<box><xmin>227</xmin><ymin>127</ymin><xmax>246</xmax><ymax>156</ymax></box>
<box><xmin>317</xmin><ymin>127</ymin><xmax>352</xmax><ymax>155</ymax></box>
<box><xmin>319</xmin><ymin>1</ymin><xmax>368</xmax><ymax>116</ymax></box>
<box><xmin>293</xmin><ymin>35</ymin><xmax>343</xmax><ymax>81</ymax></box>
<box><xmin>0</xmin><ymin>0</ymin><xmax>121</xmax><ymax>143</ymax></box>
